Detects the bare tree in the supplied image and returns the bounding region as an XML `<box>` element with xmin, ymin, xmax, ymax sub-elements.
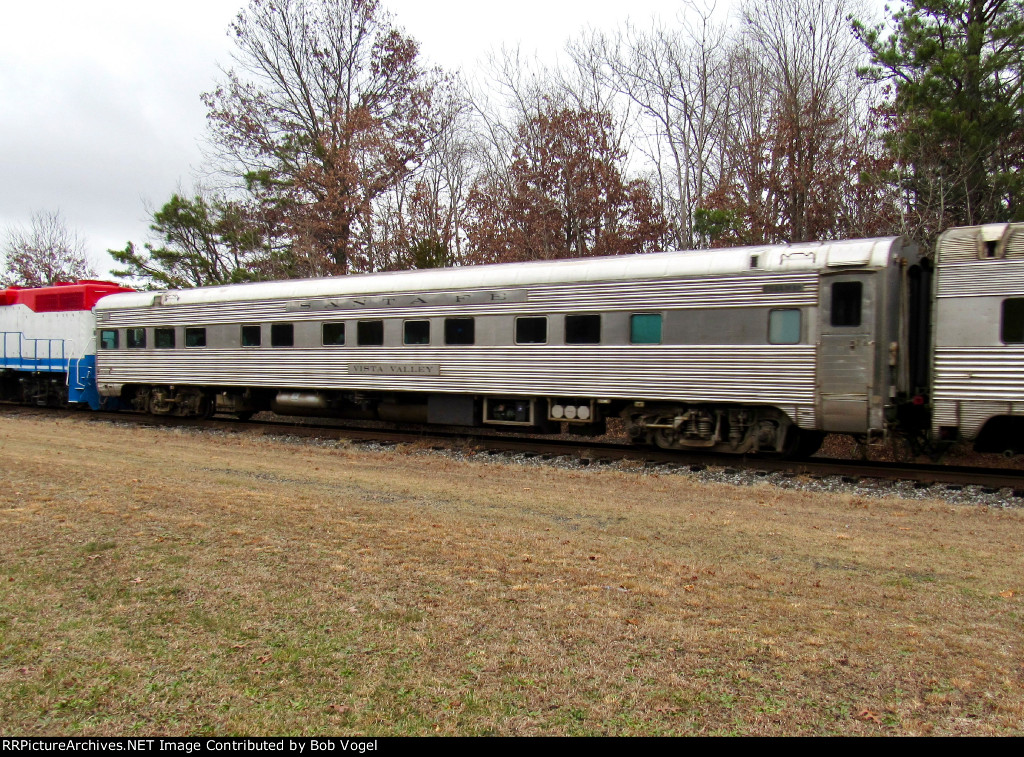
<box><xmin>739</xmin><ymin>0</ymin><xmax>865</xmax><ymax>241</ymax></box>
<box><xmin>468</xmin><ymin>47</ymin><xmax>562</xmax><ymax>182</ymax></box>
<box><xmin>362</xmin><ymin>87</ymin><xmax>477</xmax><ymax>270</ymax></box>
<box><xmin>572</xmin><ymin>3</ymin><xmax>732</xmax><ymax>249</ymax></box>
<box><xmin>695</xmin><ymin>0</ymin><xmax>904</xmax><ymax>244</ymax></box>
<box><xmin>3</xmin><ymin>211</ymin><xmax>95</xmax><ymax>287</ymax></box>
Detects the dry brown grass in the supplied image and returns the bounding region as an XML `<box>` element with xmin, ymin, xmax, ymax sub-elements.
<box><xmin>1</xmin><ymin>413</ymin><xmax>1022</xmax><ymax>736</ymax></box>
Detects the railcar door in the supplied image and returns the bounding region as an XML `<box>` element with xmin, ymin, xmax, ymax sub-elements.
<box><xmin>818</xmin><ymin>274</ymin><xmax>875</xmax><ymax>433</ymax></box>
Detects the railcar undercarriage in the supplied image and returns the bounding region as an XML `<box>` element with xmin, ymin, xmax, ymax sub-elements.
<box><xmin>126</xmin><ymin>385</ymin><xmax>217</xmax><ymax>418</ymax></box>
<box><xmin>622</xmin><ymin>403</ymin><xmax>823</xmax><ymax>457</ymax></box>
<box><xmin>118</xmin><ymin>384</ymin><xmax>823</xmax><ymax>458</ymax></box>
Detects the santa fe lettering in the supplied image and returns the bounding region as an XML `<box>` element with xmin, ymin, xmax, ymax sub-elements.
<box><xmin>287</xmin><ymin>289</ymin><xmax>525</xmax><ymax>312</ymax></box>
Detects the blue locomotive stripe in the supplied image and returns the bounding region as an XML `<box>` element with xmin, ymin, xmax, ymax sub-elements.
<box><xmin>0</xmin><ymin>357</ymin><xmax>69</xmax><ymax>372</ymax></box>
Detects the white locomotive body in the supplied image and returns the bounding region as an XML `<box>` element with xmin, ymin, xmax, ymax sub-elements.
<box><xmin>1</xmin><ymin>281</ymin><xmax>132</xmax><ymax>408</ymax></box>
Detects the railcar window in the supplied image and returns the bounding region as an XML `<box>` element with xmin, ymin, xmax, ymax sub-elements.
<box><xmin>358</xmin><ymin>320</ymin><xmax>384</xmax><ymax>346</ymax></box>
<box><xmin>155</xmin><ymin>328</ymin><xmax>175</xmax><ymax>349</ymax></box>
<box><xmin>271</xmin><ymin>323</ymin><xmax>294</xmax><ymax>347</ymax></box>
<box><xmin>185</xmin><ymin>328</ymin><xmax>206</xmax><ymax>348</ymax></box>
<box><xmin>769</xmin><ymin>309</ymin><xmax>802</xmax><ymax>344</ymax></box>
<box><xmin>126</xmin><ymin>328</ymin><xmax>146</xmax><ymax>349</ymax></box>
<box><xmin>404</xmin><ymin>320</ymin><xmax>430</xmax><ymax>345</ymax></box>
<box><xmin>515</xmin><ymin>316</ymin><xmax>547</xmax><ymax>344</ymax></box>
<box><xmin>322</xmin><ymin>322</ymin><xmax>345</xmax><ymax>346</ymax></box>
<box><xmin>830</xmin><ymin>282</ymin><xmax>863</xmax><ymax>327</ymax></box>
<box><xmin>99</xmin><ymin>330</ymin><xmax>118</xmax><ymax>350</ymax></box>
<box><xmin>241</xmin><ymin>325</ymin><xmax>262</xmax><ymax>347</ymax></box>
<box><xmin>565</xmin><ymin>315</ymin><xmax>601</xmax><ymax>344</ymax></box>
<box><xmin>445</xmin><ymin>318</ymin><xmax>475</xmax><ymax>345</ymax></box>
<box><xmin>1001</xmin><ymin>298</ymin><xmax>1024</xmax><ymax>343</ymax></box>
<box><xmin>630</xmin><ymin>314</ymin><xmax>663</xmax><ymax>344</ymax></box>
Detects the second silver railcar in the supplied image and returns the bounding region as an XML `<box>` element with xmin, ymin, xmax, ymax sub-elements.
<box><xmin>932</xmin><ymin>222</ymin><xmax>1024</xmax><ymax>453</ymax></box>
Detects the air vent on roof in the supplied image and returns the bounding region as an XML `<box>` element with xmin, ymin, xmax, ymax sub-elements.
<box><xmin>977</xmin><ymin>223</ymin><xmax>1009</xmax><ymax>260</ymax></box>
<box><xmin>826</xmin><ymin>244</ymin><xmax>872</xmax><ymax>266</ymax></box>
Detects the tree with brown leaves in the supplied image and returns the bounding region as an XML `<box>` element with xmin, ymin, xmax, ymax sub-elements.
<box><xmin>203</xmin><ymin>0</ymin><xmax>454</xmax><ymax>276</ymax></box>
<box><xmin>466</xmin><ymin>106</ymin><xmax>667</xmax><ymax>263</ymax></box>
<box><xmin>362</xmin><ymin>93</ymin><xmax>474</xmax><ymax>271</ymax></box>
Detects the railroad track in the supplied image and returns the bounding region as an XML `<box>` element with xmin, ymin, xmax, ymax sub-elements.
<box><xmin>6</xmin><ymin>403</ymin><xmax>1024</xmax><ymax>496</ymax></box>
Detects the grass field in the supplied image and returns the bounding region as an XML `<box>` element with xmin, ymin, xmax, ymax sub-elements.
<box><xmin>0</xmin><ymin>413</ymin><xmax>1021</xmax><ymax>735</ymax></box>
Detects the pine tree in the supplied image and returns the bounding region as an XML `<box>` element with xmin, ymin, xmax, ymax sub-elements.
<box><xmin>855</xmin><ymin>0</ymin><xmax>1024</xmax><ymax>241</ymax></box>
<box><xmin>110</xmin><ymin>194</ymin><xmax>269</xmax><ymax>289</ymax></box>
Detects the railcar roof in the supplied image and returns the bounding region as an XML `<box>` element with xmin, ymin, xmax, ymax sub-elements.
<box><xmin>96</xmin><ymin>237</ymin><xmax>908</xmax><ymax>310</ymax></box>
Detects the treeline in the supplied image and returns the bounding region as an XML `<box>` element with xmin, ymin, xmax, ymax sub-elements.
<box><xmin>105</xmin><ymin>0</ymin><xmax>1023</xmax><ymax>288</ymax></box>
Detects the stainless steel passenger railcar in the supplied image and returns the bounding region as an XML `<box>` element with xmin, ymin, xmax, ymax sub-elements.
<box><xmin>94</xmin><ymin>237</ymin><xmax>924</xmax><ymax>455</ymax></box>
<box><xmin>932</xmin><ymin>223</ymin><xmax>1024</xmax><ymax>453</ymax></box>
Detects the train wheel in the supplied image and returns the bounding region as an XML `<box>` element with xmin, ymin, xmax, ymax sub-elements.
<box><xmin>146</xmin><ymin>392</ymin><xmax>165</xmax><ymax>416</ymax></box>
<box><xmin>652</xmin><ymin>426</ymin><xmax>678</xmax><ymax>450</ymax></box>
<box><xmin>195</xmin><ymin>392</ymin><xmax>215</xmax><ymax>419</ymax></box>
<box><xmin>782</xmin><ymin>428</ymin><xmax>824</xmax><ymax>459</ymax></box>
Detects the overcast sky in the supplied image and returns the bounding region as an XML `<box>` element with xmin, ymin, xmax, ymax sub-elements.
<box><xmin>0</xmin><ymin>0</ymin><xmax>730</xmax><ymax>279</ymax></box>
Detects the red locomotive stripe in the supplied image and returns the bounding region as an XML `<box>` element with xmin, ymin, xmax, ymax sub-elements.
<box><xmin>0</xmin><ymin>281</ymin><xmax>133</xmax><ymax>312</ymax></box>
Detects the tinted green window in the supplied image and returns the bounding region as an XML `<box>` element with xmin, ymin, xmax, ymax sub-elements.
<box><xmin>515</xmin><ymin>317</ymin><xmax>547</xmax><ymax>344</ymax></box>
<box><xmin>404</xmin><ymin>320</ymin><xmax>430</xmax><ymax>345</ymax></box>
<box><xmin>185</xmin><ymin>328</ymin><xmax>206</xmax><ymax>347</ymax></box>
<box><xmin>1002</xmin><ymin>298</ymin><xmax>1024</xmax><ymax>343</ymax></box>
<box><xmin>126</xmin><ymin>328</ymin><xmax>146</xmax><ymax>349</ymax></box>
<box><xmin>565</xmin><ymin>315</ymin><xmax>601</xmax><ymax>344</ymax></box>
<box><xmin>155</xmin><ymin>328</ymin><xmax>175</xmax><ymax>349</ymax></box>
<box><xmin>630</xmin><ymin>314</ymin><xmax>663</xmax><ymax>344</ymax></box>
<box><xmin>241</xmin><ymin>325</ymin><xmax>262</xmax><ymax>347</ymax></box>
<box><xmin>769</xmin><ymin>309</ymin><xmax>801</xmax><ymax>344</ymax></box>
<box><xmin>445</xmin><ymin>318</ymin><xmax>475</xmax><ymax>345</ymax></box>
<box><xmin>322</xmin><ymin>322</ymin><xmax>345</xmax><ymax>346</ymax></box>
<box><xmin>358</xmin><ymin>320</ymin><xmax>384</xmax><ymax>346</ymax></box>
<box><xmin>100</xmin><ymin>330</ymin><xmax>119</xmax><ymax>350</ymax></box>
<box><xmin>271</xmin><ymin>323</ymin><xmax>294</xmax><ymax>347</ymax></box>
